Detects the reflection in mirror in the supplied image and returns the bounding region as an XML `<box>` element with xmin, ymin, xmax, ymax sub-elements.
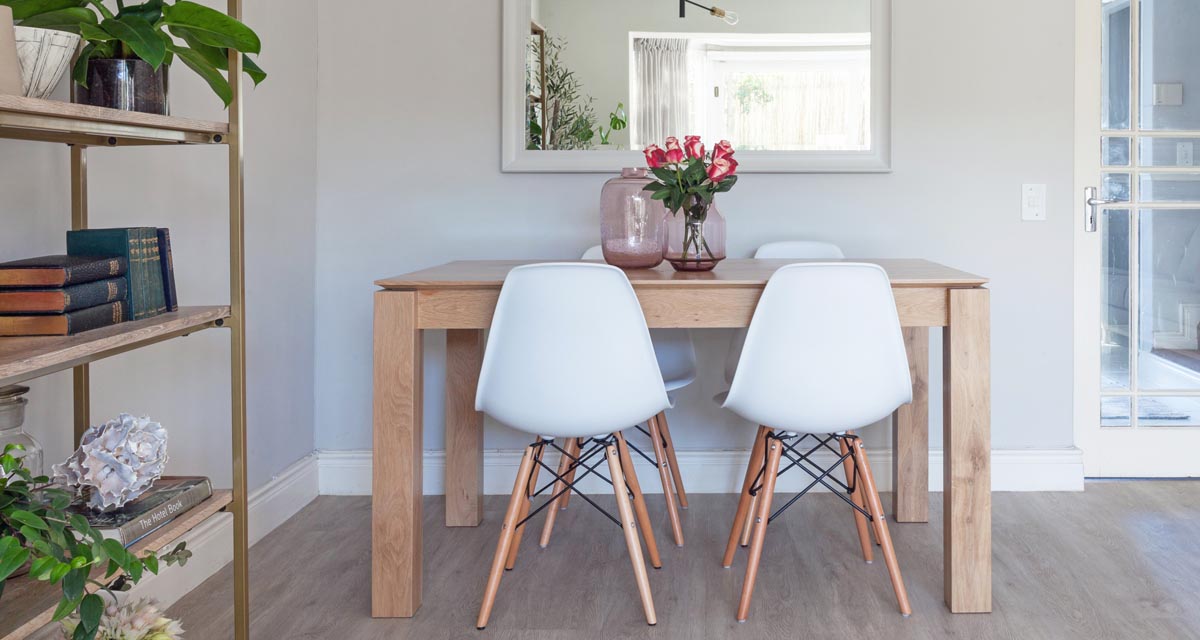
<box><xmin>526</xmin><ymin>0</ymin><xmax>871</xmax><ymax>152</ymax></box>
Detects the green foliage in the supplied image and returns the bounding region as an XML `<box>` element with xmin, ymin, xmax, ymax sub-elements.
<box><xmin>0</xmin><ymin>0</ymin><xmax>265</xmax><ymax>108</ymax></box>
<box><xmin>0</xmin><ymin>444</ymin><xmax>190</xmax><ymax>640</ymax></box>
<box><xmin>596</xmin><ymin>102</ymin><xmax>627</xmax><ymax>146</ymax></box>
<box><xmin>527</xmin><ymin>34</ymin><xmax>597</xmax><ymax>150</ymax></box>
<box><xmin>732</xmin><ymin>74</ymin><xmax>773</xmax><ymax>115</ymax></box>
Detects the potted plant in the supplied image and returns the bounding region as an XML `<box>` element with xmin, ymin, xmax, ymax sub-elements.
<box><xmin>0</xmin><ymin>0</ymin><xmax>265</xmax><ymax>113</ymax></box>
<box><xmin>643</xmin><ymin>136</ymin><xmax>739</xmax><ymax>271</ymax></box>
<box><xmin>1</xmin><ymin>444</ymin><xmax>191</xmax><ymax>640</ymax></box>
<box><xmin>526</xmin><ymin>34</ymin><xmax>596</xmax><ymax>150</ymax></box>
<box><xmin>596</xmin><ymin>102</ymin><xmax>627</xmax><ymax>149</ymax></box>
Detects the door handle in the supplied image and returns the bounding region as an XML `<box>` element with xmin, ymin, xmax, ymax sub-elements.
<box><xmin>1083</xmin><ymin>186</ymin><xmax>1117</xmax><ymax>233</ymax></box>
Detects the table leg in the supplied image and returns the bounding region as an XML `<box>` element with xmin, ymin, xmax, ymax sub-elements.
<box><xmin>446</xmin><ymin>329</ymin><xmax>485</xmax><ymax>527</ymax></box>
<box><xmin>943</xmin><ymin>288</ymin><xmax>991</xmax><ymax>613</ymax></box>
<box><xmin>372</xmin><ymin>291</ymin><xmax>423</xmax><ymax>617</ymax></box>
<box><xmin>893</xmin><ymin>327</ymin><xmax>929</xmax><ymax>522</ymax></box>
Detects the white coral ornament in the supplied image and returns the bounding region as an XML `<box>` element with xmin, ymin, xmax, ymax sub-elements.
<box><xmin>53</xmin><ymin>413</ymin><xmax>168</xmax><ymax>511</ymax></box>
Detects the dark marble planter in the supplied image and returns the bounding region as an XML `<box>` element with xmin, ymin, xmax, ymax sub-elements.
<box><xmin>73</xmin><ymin>58</ymin><xmax>169</xmax><ymax>115</ymax></box>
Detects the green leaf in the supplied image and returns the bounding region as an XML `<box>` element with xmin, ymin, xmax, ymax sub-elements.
<box><xmin>13</xmin><ymin>6</ymin><xmax>94</xmax><ymax>32</ymax></box>
<box><xmin>79</xmin><ymin>593</ymin><xmax>104</xmax><ymax>632</ymax></box>
<box><xmin>72</xmin><ymin>42</ymin><xmax>97</xmax><ymax>87</ymax></box>
<box><xmin>170</xmin><ymin>26</ymin><xmax>266</xmax><ymax>85</ymax></box>
<box><xmin>116</xmin><ymin>0</ymin><xmax>161</xmax><ymax>23</ymax></box>
<box><xmin>650</xmin><ymin>167</ymin><xmax>676</xmax><ymax>184</ymax></box>
<box><xmin>2</xmin><ymin>0</ymin><xmax>83</xmax><ymax>21</ymax></box>
<box><xmin>161</xmin><ymin>0</ymin><xmax>260</xmax><ymax>53</ymax></box>
<box><xmin>99</xmin><ymin>15</ymin><xmax>166</xmax><ymax>68</ymax></box>
<box><xmin>0</xmin><ymin>545</ymin><xmax>30</xmax><ymax>581</ymax></box>
<box><xmin>167</xmin><ymin>42</ymin><xmax>233</xmax><ymax>106</ymax></box>
<box><xmin>144</xmin><ymin>553</ymin><xmax>159</xmax><ymax>575</ymax></box>
<box><xmin>30</xmin><ymin>555</ymin><xmax>57</xmax><ymax>579</ymax></box>
<box><xmin>9</xmin><ymin>508</ymin><xmax>49</xmax><ymax>530</ymax></box>
<box><xmin>52</xmin><ymin>593</ymin><xmax>82</xmax><ymax>622</ymax></box>
<box><xmin>243</xmin><ymin>55</ymin><xmax>266</xmax><ymax>85</ymax></box>
<box><xmin>49</xmin><ymin>560</ymin><xmax>72</xmax><ymax>582</ymax></box>
<box><xmin>78</xmin><ymin>21</ymin><xmax>113</xmax><ymax>41</ymax></box>
<box><xmin>62</xmin><ymin>566</ymin><xmax>86</xmax><ymax>601</ymax></box>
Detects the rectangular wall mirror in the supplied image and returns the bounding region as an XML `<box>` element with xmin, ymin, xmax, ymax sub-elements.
<box><xmin>502</xmin><ymin>0</ymin><xmax>890</xmax><ymax>172</ymax></box>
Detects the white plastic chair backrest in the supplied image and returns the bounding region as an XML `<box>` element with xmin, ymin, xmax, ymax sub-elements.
<box><xmin>476</xmin><ymin>263</ymin><xmax>670</xmax><ymax>438</ymax></box>
<box><xmin>722</xmin><ymin>241</ymin><xmax>847</xmax><ymax>384</ymax></box>
<box><xmin>723</xmin><ymin>263</ymin><xmax>912</xmax><ymax>434</ymax></box>
<box><xmin>581</xmin><ymin>245</ymin><xmax>696</xmax><ymax>391</ymax></box>
<box><xmin>754</xmin><ymin>240</ymin><xmax>845</xmax><ymax>260</ymax></box>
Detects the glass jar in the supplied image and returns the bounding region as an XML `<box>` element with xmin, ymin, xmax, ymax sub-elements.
<box><xmin>0</xmin><ymin>385</ymin><xmax>43</xmax><ymax>476</ymax></box>
<box><xmin>663</xmin><ymin>196</ymin><xmax>726</xmax><ymax>271</ymax></box>
<box><xmin>599</xmin><ymin>168</ymin><xmax>666</xmax><ymax>269</ymax></box>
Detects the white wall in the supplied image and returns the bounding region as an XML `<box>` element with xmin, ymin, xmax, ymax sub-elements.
<box><xmin>0</xmin><ymin>0</ymin><xmax>318</xmax><ymax>491</ymax></box>
<box><xmin>314</xmin><ymin>0</ymin><xmax>1077</xmax><ymax>455</ymax></box>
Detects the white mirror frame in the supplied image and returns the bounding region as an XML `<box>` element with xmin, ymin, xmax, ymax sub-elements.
<box><xmin>501</xmin><ymin>0</ymin><xmax>891</xmax><ymax>173</ymax></box>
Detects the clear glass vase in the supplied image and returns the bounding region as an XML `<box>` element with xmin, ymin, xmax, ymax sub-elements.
<box><xmin>599</xmin><ymin>168</ymin><xmax>666</xmax><ymax>269</ymax></box>
<box><xmin>0</xmin><ymin>385</ymin><xmax>42</xmax><ymax>477</ymax></box>
<box><xmin>664</xmin><ymin>196</ymin><xmax>726</xmax><ymax>271</ymax></box>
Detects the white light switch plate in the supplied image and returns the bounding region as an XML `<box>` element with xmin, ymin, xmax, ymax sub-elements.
<box><xmin>1022</xmin><ymin>184</ymin><xmax>1047</xmax><ymax>221</ymax></box>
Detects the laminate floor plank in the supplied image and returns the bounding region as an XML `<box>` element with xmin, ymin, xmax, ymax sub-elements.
<box><xmin>165</xmin><ymin>482</ymin><xmax>1200</xmax><ymax>639</ymax></box>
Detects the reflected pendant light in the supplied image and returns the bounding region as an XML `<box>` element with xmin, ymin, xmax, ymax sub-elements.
<box><xmin>679</xmin><ymin>0</ymin><xmax>739</xmax><ymax>25</ymax></box>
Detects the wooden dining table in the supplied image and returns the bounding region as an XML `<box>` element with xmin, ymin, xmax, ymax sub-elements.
<box><xmin>370</xmin><ymin>258</ymin><xmax>991</xmax><ymax>617</ymax></box>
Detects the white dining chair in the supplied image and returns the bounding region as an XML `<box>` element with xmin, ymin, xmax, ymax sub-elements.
<box><xmin>720</xmin><ymin>262</ymin><xmax>913</xmax><ymax>621</ymax></box>
<box><xmin>474</xmin><ymin>263</ymin><xmax>668</xmax><ymax>629</ymax></box>
<box><xmin>578</xmin><ymin>245</ymin><xmax>695</xmax><ymax>546</ymax></box>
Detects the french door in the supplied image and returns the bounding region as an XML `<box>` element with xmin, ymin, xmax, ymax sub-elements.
<box><xmin>1076</xmin><ymin>0</ymin><xmax>1200</xmax><ymax>476</ymax></box>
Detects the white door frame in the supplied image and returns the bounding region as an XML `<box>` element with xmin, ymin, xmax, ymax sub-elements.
<box><xmin>1074</xmin><ymin>0</ymin><xmax>1200</xmax><ymax>477</ymax></box>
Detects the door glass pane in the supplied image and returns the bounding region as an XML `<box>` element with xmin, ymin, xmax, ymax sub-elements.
<box><xmin>1139</xmin><ymin>0</ymin><xmax>1200</xmax><ymax>130</ymax></box>
<box><xmin>1103</xmin><ymin>209</ymin><xmax>1132</xmax><ymax>390</ymax></box>
<box><xmin>1102</xmin><ymin>1</ymin><xmax>1131</xmax><ymax>130</ymax></box>
<box><xmin>1139</xmin><ymin>137</ymin><xmax>1200</xmax><ymax>166</ymax></box>
<box><xmin>1105</xmin><ymin>136</ymin><xmax>1131</xmax><ymax>166</ymax></box>
<box><xmin>1103</xmin><ymin>172</ymin><xmax>1132</xmax><ymax>201</ymax></box>
<box><xmin>1137</xmin><ymin>209</ymin><xmax>1200</xmax><ymax>390</ymax></box>
<box><xmin>1102</xmin><ymin>396</ymin><xmax>1132</xmax><ymax>427</ymax></box>
<box><xmin>1136</xmin><ymin>396</ymin><xmax>1200</xmax><ymax>426</ymax></box>
<box><xmin>1138</xmin><ymin>173</ymin><xmax>1200</xmax><ymax>202</ymax></box>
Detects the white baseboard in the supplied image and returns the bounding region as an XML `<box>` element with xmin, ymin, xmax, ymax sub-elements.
<box><xmin>317</xmin><ymin>446</ymin><xmax>1085</xmax><ymax>496</ymax></box>
<box><xmin>126</xmin><ymin>454</ymin><xmax>320</xmax><ymax>609</ymax></box>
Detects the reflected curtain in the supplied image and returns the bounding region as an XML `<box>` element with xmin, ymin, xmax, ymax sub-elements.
<box><xmin>633</xmin><ymin>38</ymin><xmax>690</xmax><ymax>148</ymax></box>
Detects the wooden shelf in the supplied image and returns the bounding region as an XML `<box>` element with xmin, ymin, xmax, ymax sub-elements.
<box><xmin>0</xmin><ymin>491</ymin><xmax>233</xmax><ymax>640</ymax></box>
<box><xmin>0</xmin><ymin>95</ymin><xmax>229</xmax><ymax>147</ymax></box>
<box><xmin>0</xmin><ymin>306</ymin><xmax>231</xmax><ymax>387</ymax></box>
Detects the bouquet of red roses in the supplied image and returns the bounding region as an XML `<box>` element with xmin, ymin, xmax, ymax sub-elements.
<box><xmin>643</xmin><ymin>136</ymin><xmax>737</xmax><ymax>266</ymax></box>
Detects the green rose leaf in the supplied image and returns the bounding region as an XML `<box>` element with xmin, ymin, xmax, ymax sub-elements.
<box><xmin>162</xmin><ymin>0</ymin><xmax>260</xmax><ymax>53</ymax></box>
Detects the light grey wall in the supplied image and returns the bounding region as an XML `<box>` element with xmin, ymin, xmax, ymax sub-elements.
<box><xmin>314</xmin><ymin>0</ymin><xmax>1077</xmax><ymax>454</ymax></box>
<box><xmin>538</xmin><ymin>0</ymin><xmax>869</xmax><ymax>148</ymax></box>
<box><xmin>0</xmin><ymin>0</ymin><xmax>318</xmax><ymax>491</ymax></box>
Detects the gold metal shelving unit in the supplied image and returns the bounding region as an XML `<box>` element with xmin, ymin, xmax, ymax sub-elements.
<box><xmin>0</xmin><ymin>2</ymin><xmax>250</xmax><ymax>637</ymax></box>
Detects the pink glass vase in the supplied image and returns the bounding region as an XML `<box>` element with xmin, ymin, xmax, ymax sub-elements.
<box><xmin>599</xmin><ymin>168</ymin><xmax>666</xmax><ymax>269</ymax></box>
<box><xmin>664</xmin><ymin>195</ymin><xmax>726</xmax><ymax>271</ymax></box>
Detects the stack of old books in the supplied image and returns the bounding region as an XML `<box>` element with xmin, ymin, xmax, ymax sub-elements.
<box><xmin>0</xmin><ymin>227</ymin><xmax>179</xmax><ymax>337</ymax></box>
<box><xmin>68</xmin><ymin>477</ymin><xmax>213</xmax><ymax>547</ymax></box>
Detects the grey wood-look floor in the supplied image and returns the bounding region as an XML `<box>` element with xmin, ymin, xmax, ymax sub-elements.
<box><xmin>168</xmin><ymin>482</ymin><xmax>1200</xmax><ymax>639</ymax></box>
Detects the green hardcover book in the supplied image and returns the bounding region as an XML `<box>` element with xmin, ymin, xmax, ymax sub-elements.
<box><xmin>67</xmin><ymin>228</ymin><xmax>159</xmax><ymax>320</ymax></box>
<box><xmin>140</xmin><ymin>228</ymin><xmax>166</xmax><ymax>315</ymax></box>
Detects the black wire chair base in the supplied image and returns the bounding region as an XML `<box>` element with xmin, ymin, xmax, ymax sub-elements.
<box><xmin>746</xmin><ymin>431</ymin><xmax>874</xmax><ymax>525</ymax></box>
<box><xmin>513</xmin><ymin>435</ymin><xmax>636</xmax><ymax>531</ymax></box>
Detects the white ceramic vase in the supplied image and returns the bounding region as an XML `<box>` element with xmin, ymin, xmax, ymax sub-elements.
<box><xmin>14</xmin><ymin>26</ymin><xmax>80</xmax><ymax>99</ymax></box>
<box><xmin>0</xmin><ymin>6</ymin><xmax>22</xmax><ymax>96</ymax></box>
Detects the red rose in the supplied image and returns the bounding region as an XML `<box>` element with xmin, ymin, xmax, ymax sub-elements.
<box><xmin>644</xmin><ymin>144</ymin><xmax>668</xmax><ymax>168</ymax></box>
<box><xmin>664</xmin><ymin>137</ymin><xmax>685</xmax><ymax>163</ymax></box>
<box><xmin>707</xmin><ymin>155</ymin><xmax>738</xmax><ymax>181</ymax></box>
<box><xmin>684</xmin><ymin>135</ymin><xmax>705</xmax><ymax>159</ymax></box>
<box><xmin>712</xmin><ymin>139</ymin><xmax>735</xmax><ymax>160</ymax></box>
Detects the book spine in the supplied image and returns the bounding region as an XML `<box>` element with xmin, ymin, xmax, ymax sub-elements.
<box><xmin>62</xmin><ymin>256</ymin><xmax>127</xmax><ymax>287</ymax></box>
<box><xmin>65</xmin><ymin>300</ymin><xmax>126</xmax><ymax>335</ymax></box>
<box><xmin>133</xmin><ymin>231</ymin><xmax>150</xmax><ymax>320</ymax></box>
<box><xmin>115</xmin><ymin>480</ymin><xmax>214</xmax><ymax>545</ymax></box>
<box><xmin>144</xmin><ymin>229</ymin><xmax>166</xmax><ymax>315</ymax></box>
<box><xmin>157</xmin><ymin>229</ymin><xmax>179</xmax><ymax>312</ymax></box>
<box><xmin>0</xmin><ymin>278</ymin><xmax>127</xmax><ymax>313</ymax></box>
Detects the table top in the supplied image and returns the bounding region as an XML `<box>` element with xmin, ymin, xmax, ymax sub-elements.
<box><xmin>376</xmin><ymin>259</ymin><xmax>988</xmax><ymax>290</ymax></box>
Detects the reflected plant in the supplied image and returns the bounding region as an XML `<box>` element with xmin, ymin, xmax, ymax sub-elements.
<box><xmin>597</xmin><ymin>102</ymin><xmax>627</xmax><ymax>146</ymax></box>
<box><xmin>527</xmin><ymin>34</ymin><xmax>597</xmax><ymax>150</ymax></box>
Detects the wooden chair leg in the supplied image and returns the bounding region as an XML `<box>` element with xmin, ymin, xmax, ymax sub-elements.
<box><xmin>648</xmin><ymin>415</ymin><xmax>685</xmax><ymax>547</ymax></box>
<box><xmin>617</xmin><ymin>432</ymin><xmax>662</xmax><ymax>569</ymax></box>
<box><xmin>850</xmin><ymin>438</ymin><xmax>913</xmax><ymax>616</ymax></box>
<box><xmin>477</xmin><ymin>445</ymin><xmax>538</xmax><ymax>629</ymax></box>
<box><xmin>606</xmin><ymin>442</ymin><xmax>657</xmax><ymax>626</ymax></box>
<box><xmin>739</xmin><ymin>494</ymin><xmax>757</xmax><ymax>548</ymax></box>
<box><xmin>504</xmin><ymin>442</ymin><xmax>544</xmax><ymax>570</ymax></box>
<box><xmin>656</xmin><ymin>411</ymin><xmax>689</xmax><ymax>509</ymax></box>
<box><xmin>558</xmin><ymin>438</ymin><xmax>580</xmax><ymax>510</ymax></box>
<box><xmin>736</xmin><ymin>431</ymin><xmax>782</xmax><ymax>622</ymax></box>
<box><xmin>839</xmin><ymin>436</ymin><xmax>874</xmax><ymax>563</ymax></box>
<box><xmin>539</xmin><ymin>439</ymin><xmax>577</xmax><ymax>548</ymax></box>
<box><xmin>723</xmin><ymin>426</ymin><xmax>768</xmax><ymax>567</ymax></box>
